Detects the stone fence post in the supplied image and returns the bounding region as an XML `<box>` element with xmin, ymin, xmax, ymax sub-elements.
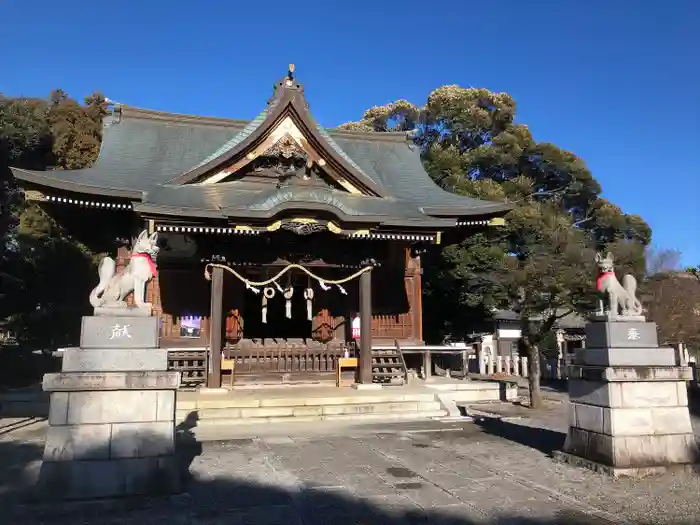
<box><xmin>487</xmin><ymin>355</ymin><xmax>495</xmax><ymax>375</ymax></box>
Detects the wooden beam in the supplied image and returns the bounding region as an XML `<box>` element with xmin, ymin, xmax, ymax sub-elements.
<box><xmin>359</xmin><ymin>269</ymin><xmax>373</xmax><ymax>384</ymax></box>
<box><xmin>207</xmin><ymin>265</ymin><xmax>224</xmax><ymax>388</ymax></box>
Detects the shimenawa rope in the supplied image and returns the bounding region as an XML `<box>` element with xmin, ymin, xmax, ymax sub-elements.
<box><xmin>204</xmin><ymin>263</ymin><xmax>372</xmax><ymax>287</ymax></box>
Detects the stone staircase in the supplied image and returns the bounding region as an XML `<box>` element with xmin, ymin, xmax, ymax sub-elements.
<box><xmin>175</xmin><ymin>390</ymin><xmax>447</xmax><ymax>435</ymax></box>
<box><xmin>0</xmin><ymin>381</ymin><xmax>516</xmax><ymax>432</ymax></box>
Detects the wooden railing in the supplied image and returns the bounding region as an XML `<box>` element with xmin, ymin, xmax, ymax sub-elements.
<box><xmin>224</xmin><ymin>340</ymin><xmax>348</xmax><ymax>374</ymax></box>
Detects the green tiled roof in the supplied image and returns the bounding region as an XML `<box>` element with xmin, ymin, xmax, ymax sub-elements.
<box><xmin>11</xmin><ymin>104</ymin><xmax>511</xmax><ymax>227</ymax></box>
<box><xmin>191</xmin><ymin>109</ymin><xmax>270</xmax><ymax>170</ymax></box>
<box><xmin>312</xmin><ymin>116</ymin><xmax>371</xmax><ymax>180</ymax></box>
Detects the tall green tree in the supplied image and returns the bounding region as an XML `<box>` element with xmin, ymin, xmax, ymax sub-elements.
<box><xmin>0</xmin><ymin>96</ymin><xmax>54</xmax><ymax>256</ymax></box>
<box><xmin>47</xmin><ymin>90</ymin><xmax>108</xmax><ymax>170</ymax></box>
<box><xmin>0</xmin><ymin>90</ymin><xmax>108</xmax><ymax>350</ymax></box>
<box><xmin>688</xmin><ymin>266</ymin><xmax>700</xmax><ymax>282</ymax></box>
<box><xmin>341</xmin><ymin>85</ymin><xmax>650</xmax><ymax>408</ymax></box>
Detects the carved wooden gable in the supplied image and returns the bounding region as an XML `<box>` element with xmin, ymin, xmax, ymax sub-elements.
<box><xmin>200</xmin><ymin>117</ymin><xmax>347</xmax><ymax>192</ymax></box>
<box><xmin>174</xmin><ymin>66</ymin><xmax>386</xmax><ymax>197</ymax></box>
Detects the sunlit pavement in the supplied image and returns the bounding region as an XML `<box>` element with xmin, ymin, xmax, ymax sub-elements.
<box><xmin>2</xmin><ymin>400</ymin><xmax>700</xmax><ymax>524</ymax></box>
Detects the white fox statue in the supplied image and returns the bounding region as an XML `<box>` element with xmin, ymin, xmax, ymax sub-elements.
<box><xmin>595</xmin><ymin>252</ymin><xmax>643</xmax><ymax>318</ymax></box>
<box><xmin>89</xmin><ymin>230</ymin><xmax>160</xmax><ymax>313</ymax></box>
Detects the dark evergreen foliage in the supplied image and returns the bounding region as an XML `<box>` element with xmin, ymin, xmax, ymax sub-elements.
<box><xmin>0</xmin><ymin>91</ymin><xmax>108</xmax><ymax>351</ymax></box>
<box><xmin>341</xmin><ymin>85</ymin><xmax>651</xmax><ymax>407</ymax></box>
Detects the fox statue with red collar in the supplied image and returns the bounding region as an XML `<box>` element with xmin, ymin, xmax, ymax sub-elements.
<box><xmin>595</xmin><ymin>252</ymin><xmax>643</xmax><ymax>319</ymax></box>
<box><xmin>89</xmin><ymin>230</ymin><xmax>160</xmax><ymax>314</ymax></box>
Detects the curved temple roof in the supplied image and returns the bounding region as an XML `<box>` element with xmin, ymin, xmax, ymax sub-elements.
<box><xmin>11</xmin><ymin>71</ymin><xmax>512</xmax><ymax>229</ymax></box>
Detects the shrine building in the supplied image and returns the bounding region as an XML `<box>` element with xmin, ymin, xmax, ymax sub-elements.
<box><xmin>11</xmin><ymin>67</ymin><xmax>512</xmax><ymax>388</ymax></box>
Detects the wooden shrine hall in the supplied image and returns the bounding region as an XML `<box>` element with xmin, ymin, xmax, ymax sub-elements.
<box><xmin>11</xmin><ymin>66</ymin><xmax>511</xmax><ymax>388</ymax></box>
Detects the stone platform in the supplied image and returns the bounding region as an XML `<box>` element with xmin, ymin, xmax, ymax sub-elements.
<box><xmin>38</xmin><ymin>315</ymin><xmax>181</xmax><ymax>499</ymax></box>
<box><xmin>175</xmin><ymin>379</ymin><xmax>516</xmax><ymax>440</ymax></box>
<box><xmin>558</xmin><ymin>318</ymin><xmax>699</xmax><ymax>477</ymax></box>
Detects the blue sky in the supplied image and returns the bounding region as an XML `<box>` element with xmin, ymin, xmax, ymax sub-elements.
<box><xmin>2</xmin><ymin>1</ymin><xmax>698</xmax><ymax>265</ymax></box>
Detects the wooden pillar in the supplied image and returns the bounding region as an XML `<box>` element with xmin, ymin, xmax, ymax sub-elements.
<box><xmin>410</xmin><ymin>251</ymin><xmax>423</xmax><ymax>343</ymax></box>
<box><xmin>423</xmin><ymin>351</ymin><xmax>432</xmax><ymax>380</ymax></box>
<box><xmin>414</xmin><ymin>270</ymin><xmax>423</xmax><ymax>342</ymax></box>
<box><xmin>359</xmin><ymin>269</ymin><xmax>373</xmax><ymax>384</ymax></box>
<box><xmin>207</xmin><ymin>266</ymin><xmax>224</xmax><ymax>388</ymax></box>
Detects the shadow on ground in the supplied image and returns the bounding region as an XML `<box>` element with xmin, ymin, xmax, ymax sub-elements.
<box><xmin>473</xmin><ymin>416</ymin><xmax>566</xmax><ymax>457</ymax></box>
<box><xmin>689</xmin><ymin>386</ymin><xmax>700</xmax><ymax>417</ymax></box>
<box><xmin>0</xmin><ymin>417</ymin><xmax>47</xmax><ymax>437</ymax></box>
<box><xmin>0</xmin><ymin>435</ymin><xmax>44</xmax><ymax>498</ymax></box>
<box><xmin>539</xmin><ymin>379</ymin><xmax>568</xmax><ymax>393</ymax></box>
<box><xmin>0</xmin><ymin>414</ymin><xmax>619</xmax><ymax>525</ymax></box>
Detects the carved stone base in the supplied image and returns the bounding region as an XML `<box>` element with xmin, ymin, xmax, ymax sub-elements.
<box><xmin>43</xmin><ymin>371</ymin><xmax>180</xmax><ymax>391</ymax></box>
<box><xmin>40</xmin><ymin>385</ymin><xmax>181</xmax><ymax>499</ymax></box>
<box><xmin>94</xmin><ymin>306</ymin><xmax>152</xmax><ymax>317</ymax></box>
<box><xmin>562</xmin><ymin>360</ymin><xmax>698</xmax><ymax>475</ymax></box>
<box><xmin>585</xmin><ymin>320</ymin><xmax>659</xmax><ymax>348</ymax></box>
<box><xmin>38</xmin><ymin>313</ymin><xmax>181</xmax><ymax>500</ymax></box>
<box><xmin>574</xmin><ymin>347</ymin><xmax>676</xmax><ymax>366</ymax></box>
<box><xmin>38</xmin><ymin>455</ymin><xmax>181</xmax><ymax>500</ymax></box>
<box><xmin>553</xmin><ymin>450</ymin><xmax>698</xmax><ymax>478</ymax></box>
<box><xmin>568</xmin><ymin>365</ymin><xmax>693</xmax><ymax>382</ymax></box>
<box><xmin>61</xmin><ymin>348</ymin><xmax>168</xmax><ymax>373</ymax></box>
<box><xmin>560</xmin><ymin>315</ymin><xmax>699</xmax><ymax>477</ymax></box>
<box><xmin>561</xmin><ymin>424</ymin><xmax>698</xmax><ymax>471</ymax></box>
<box><xmin>588</xmin><ymin>314</ymin><xmax>647</xmax><ymax>324</ymax></box>
<box><xmin>80</xmin><ymin>316</ymin><xmax>159</xmax><ymax>349</ymax></box>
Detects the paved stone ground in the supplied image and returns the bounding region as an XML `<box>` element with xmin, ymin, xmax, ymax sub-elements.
<box><xmin>1</xmin><ymin>397</ymin><xmax>700</xmax><ymax>524</ymax></box>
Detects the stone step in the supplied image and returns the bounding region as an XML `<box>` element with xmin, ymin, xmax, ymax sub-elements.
<box><xmin>176</xmin><ymin>392</ymin><xmax>437</xmax><ymax>411</ymax></box>
<box><xmin>177</xmin><ymin>400</ymin><xmax>443</xmax><ymax>422</ymax></box>
<box><xmin>187</xmin><ymin>409</ymin><xmax>448</xmax><ymax>437</ymax></box>
<box><xmin>427</xmin><ymin>382</ymin><xmax>518</xmax><ymax>403</ymax></box>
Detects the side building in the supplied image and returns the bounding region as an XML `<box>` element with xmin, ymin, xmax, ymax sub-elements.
<box><xmin>12</xmin><ymin>67</ymin><xmax>512</xmax><ymax>387</ymax></box>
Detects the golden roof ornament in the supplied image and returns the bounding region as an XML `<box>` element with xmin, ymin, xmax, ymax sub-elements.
<box><xmin>269</xmin><ymin>64</ymin><xmax>298</xmax><ymax>104</ymax></box>
<box><xmin>285</xmin><ymin>64</ymin><xmax>295</xmax><ymax>86</ymax></box>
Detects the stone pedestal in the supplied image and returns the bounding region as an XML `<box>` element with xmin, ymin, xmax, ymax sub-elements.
<box><xmin>38</xmin><ymin>315</ymin><xmax>181</xmax><ymax>499</ymax></box>
<box><xmin>555</xmin><ymin>319</ymin><xmax>699</xmax><ymax>477</ymax></box>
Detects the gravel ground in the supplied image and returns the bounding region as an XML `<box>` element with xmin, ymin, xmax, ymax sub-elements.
<box><xmin>1</xmin><ymin>398</ymin><xmax>699</xmax><ymax>524</ymax></box>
